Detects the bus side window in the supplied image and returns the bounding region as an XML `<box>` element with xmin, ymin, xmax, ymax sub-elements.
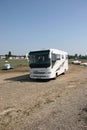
<box><xmin>66</xmin><ymin>55</ymin><xmax>68</xmax><ymax>59</ymax></box>
<box><xmin>52</xmin><ymin>54</ymin><xmax>56</xmax><ymax>62</ymax></box>
<box><xmin>56</xmin><ymin>54</ymin><xmax>61</xmax><ymax>60</ymax></box>
<box><xmin>62</xmin><ymin>55</ymin><xmax>64</xmax><ymax>59</ymax></box>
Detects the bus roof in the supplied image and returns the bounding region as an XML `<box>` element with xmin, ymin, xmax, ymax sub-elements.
<box><xmin>29</xmin><ymin>49</ymin><xmax>68</xmax><ymax>55</ymax></box>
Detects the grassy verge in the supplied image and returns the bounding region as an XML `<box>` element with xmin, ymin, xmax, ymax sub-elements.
<box><xmin>0</xmin><ymin>59</ymin><xmax>29</xmax><ymax>69</ymax></box>
<box><xmin>0</xmin><ymin>59</ymin><xmax>29</xmax><ymax>73</ymax></box>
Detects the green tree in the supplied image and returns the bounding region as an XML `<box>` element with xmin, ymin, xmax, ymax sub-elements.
<box><xmin>5</xmin><ymin>51</ymin><xmax>12</xmax><ymax>60</ymax></box>
<box><xmin>74</xmin><ymin>53</ymin><xmax>78</xmax><ymax>59</ymax></box>
<box><xmin>5</xmin><ymin>54</ymin><xmax>9</xmax><ymax>60</ymax></box>
<box><xmin>8</xmin><ymin>51</ymin><xmax>12</xmax><ymax>58</ymax></box>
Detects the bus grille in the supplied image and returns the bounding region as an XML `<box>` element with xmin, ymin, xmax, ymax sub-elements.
<box><xmin>33</xmin><ymin>71</ymin><xmax>45</xmax><ymax>74</ymax></box>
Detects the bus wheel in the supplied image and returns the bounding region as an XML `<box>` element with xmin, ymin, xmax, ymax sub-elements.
<box><xmin>56</xmin><ymin>73</ymin><xmax>58</xmax><ymax>77</ymax></box>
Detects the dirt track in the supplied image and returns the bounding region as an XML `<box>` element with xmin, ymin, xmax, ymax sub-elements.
<box><xmin>0</xmin><ymin>65</ymin><xmax>87</xmax><ymax>130</ymax></box>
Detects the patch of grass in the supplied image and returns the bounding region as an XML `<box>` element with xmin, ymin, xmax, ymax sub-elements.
<box><xmin>83</xmin><ymin>107</ymin><xmax>87</xmax><ymax>112</ymax></box>
<box><xmin>82</xmin><ymin>106</ymin><xmax>87</xmax><ymax>124</ymax></box>
<box><xmin>0</xmin><ymin>59</ymin><xmax>5</xmax><ymax>68</ymax></box>
<box><xmin>84</xmin><ymin>117</ymin><xmax>87</xmax><ymax>123</ymax></box>
<box><xmin>0</xmin><ymin>59</ymin><xmax>29</xmax><ymax>69</ymax></box>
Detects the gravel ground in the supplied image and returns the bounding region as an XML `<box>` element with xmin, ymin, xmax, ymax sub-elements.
<box><xmin>0</xmin><ymin>64</ymin><xmax>87</xmax><ymax>130</ymax></box>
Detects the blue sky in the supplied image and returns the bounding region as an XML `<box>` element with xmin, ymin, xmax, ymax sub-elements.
<box><xmin>0</xmin><ymin>0</ymin><xmax>87</xmax><ymax>55</ymax></box>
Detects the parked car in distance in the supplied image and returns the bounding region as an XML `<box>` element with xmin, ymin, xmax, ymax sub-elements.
<box><xmin>3</xmin><ymin>63</ymin><xmax>11</xmax><ymax>70</ymax></box>
<box><xmin>71</xmin><ymin>60</ymin><xmax>81</xmax><ymax>65</ymax></box>
<box><xmin>80</xmin><ymin>62</ymin><xmax>87</xmax><ymax>66</ymax></box>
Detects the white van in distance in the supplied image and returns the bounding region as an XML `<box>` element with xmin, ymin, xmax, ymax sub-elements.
<box><xmin>29</xmin><ymin>49</ymin><xmax>68</xmax><ymax>79</ymax></box>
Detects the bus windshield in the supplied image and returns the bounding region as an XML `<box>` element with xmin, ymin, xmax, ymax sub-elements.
<box><xmin>29</xmin><ymin>50</ymin><xmax>51</xmax><ymax>68</ymax></box>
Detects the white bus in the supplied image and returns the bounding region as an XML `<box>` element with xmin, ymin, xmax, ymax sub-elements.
<box><xmin>29</xmin><ymin>49</ymin><xmax>68</xmax><ymax>79</ymax></box>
